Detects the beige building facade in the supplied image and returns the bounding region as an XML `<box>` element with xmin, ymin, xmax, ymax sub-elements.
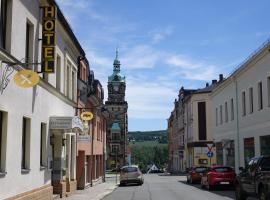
<box><xmin>211</xmin><ymin>40</ymin><xmax>270</xmax><ymax>171</ymax></box>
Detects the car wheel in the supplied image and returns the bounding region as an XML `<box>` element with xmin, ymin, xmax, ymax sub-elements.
<box><xmin>235</xmin><ymin>184</ymin><xmax>247</xmax><ymax>200</ymax></box>
<box><xmin>259</xmin><ymin>187</ymin><xmax>268</xmax><ymax>200</ymax></box>
<box><xmin>201</xmin><ymin>180</ymin><xmax>205</xmax><ymax>189</ymax></box>
<box><xmin>186</xmin><ymin>176</ymin><xmax>190</xmax><ymax>183</ymax></box>
<box><xmin>120</xmin><ymin>182</ymin><xmax>125</xmax><ymax>187</ymax></box>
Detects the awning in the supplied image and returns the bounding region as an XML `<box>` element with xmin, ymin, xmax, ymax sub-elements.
<box><xmin>49</xmin><ymin>116</ymin><xmax>84</xmax><ymax>132</ymax></box>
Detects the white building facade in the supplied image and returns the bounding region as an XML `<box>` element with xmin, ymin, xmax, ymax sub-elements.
<box><xmin>211</xmin><ymin>41</ymin><xmax>270</xmax><ymax>171</ymax></box>
<box><xmin>0</xmin><ymin>0</ymin><xmax>85</xmax><ymax>199</ymax></box>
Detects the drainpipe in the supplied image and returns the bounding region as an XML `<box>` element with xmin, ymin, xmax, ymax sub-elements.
<box><xmin>234</xmin><ymin>78</ymin><xmax>241</xmax><ymax>171</ymax></box>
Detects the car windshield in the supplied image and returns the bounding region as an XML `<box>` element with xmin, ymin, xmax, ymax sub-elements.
<box><xmin>213</xmin><ymin>167</ymin><xmax>233</xmax><ymax>172</ymax></box>
<box><xmin>195</xmin><ymin>167</ymin><xmax>207</xmax><ymax>173</ymax></box>
<box><xmin>261</xmin><ymin>158</ymin><xmax>270</xmax><ymax>171</ymax></box>
<box><xmin>121</xmin><ymin>167</ymin><xmax>138</xmax><ymax>173</ymax></box>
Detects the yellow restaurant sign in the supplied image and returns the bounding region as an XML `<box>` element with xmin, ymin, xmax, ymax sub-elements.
<box><xmin>41</xmin><ymin>6</ymin><xmax>56</xmax><ymax>73</ymax></box>
<box><xmin>14</xmin><ymin>69</ymin><xmax>40</xmax><ymax>88</ymax></box>
<box><xmin>80</xmin><ymin>111</ymin><xmax>94</xmax><ymax>121</ymax></box>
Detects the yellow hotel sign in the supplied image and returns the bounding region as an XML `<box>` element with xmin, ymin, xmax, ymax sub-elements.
<box><xmin>14</xmin><ymin>69</ymin><xmax>40</xmax><ymax>88</ymax></box>
<box><xmin>42</xmin><ymin>6</ymin><xmax>56</xmax><ymax>73</ymax></box>
<box><xmin>80</xmin><ymin>111</ymin><xmax>94</xmax><ymax>121</ymax></box>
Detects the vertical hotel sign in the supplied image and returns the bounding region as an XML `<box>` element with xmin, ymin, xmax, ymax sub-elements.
<box><xmin>42</xmin><ymin>6</ymin><xmax>56</xmax><ymax>73</ymax></box>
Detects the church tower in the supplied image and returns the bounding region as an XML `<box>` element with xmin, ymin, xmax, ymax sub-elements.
<box><xmin>105</xmin><ymin>49</ymin><xmax>128</xmax><ymax>169</ymax></box>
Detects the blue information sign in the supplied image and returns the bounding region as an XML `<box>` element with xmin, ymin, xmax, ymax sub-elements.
<box><xmin>207</xmin><ymin>151</ymin><xmax>214</xmax><ymax>158</ymax></box>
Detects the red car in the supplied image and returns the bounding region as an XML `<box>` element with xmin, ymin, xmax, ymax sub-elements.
<box><xmin>201</xmin><ymin>166</ymin><xmax>236</xmax><ymax>190</ymax></box>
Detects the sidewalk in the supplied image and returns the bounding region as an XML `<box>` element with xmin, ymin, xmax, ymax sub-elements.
<box><xmin>65</xmin><ymin>174</ymin><xmax>119</xmax><ymax>200</ymax></box>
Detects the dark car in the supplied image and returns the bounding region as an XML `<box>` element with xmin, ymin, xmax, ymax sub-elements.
<box><xmin>186</xmin><ymin>166</ymin><xmax>208</xmax><ymax>184</ymax></box>
<box><xmin>235</xmin><ymin>156</ymin><xmax>270</xmax><ymax>200</ymax></box>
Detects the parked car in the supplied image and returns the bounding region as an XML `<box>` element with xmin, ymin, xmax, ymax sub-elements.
<box><xmin>186</xmin><ymin>166</ymin><xmax>208</xmax><ymax>184</ymax></box>
<box><xmin>120</xmin><ymin>165</ymin><xmax>144</xmax><ymax>186</ymax></box>
<box><xmin>201</xmin><ymin>166</ymin><xmax>236</xmax><ymax>190</ymax></box>
<box><xmin>235</xmin><ymin>156</ymin><xmax>270</xmax><ymax>200</ymax></box>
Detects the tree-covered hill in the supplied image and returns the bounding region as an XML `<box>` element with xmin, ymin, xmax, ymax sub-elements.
<box><xmin>128</xmin><ymin>130</ymin><xmax>167</xmax><ymax>144</ymax></box>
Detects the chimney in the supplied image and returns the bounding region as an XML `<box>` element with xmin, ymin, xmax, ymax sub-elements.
<box><xmin>212</xmin><ymin>79</ymin><xmax>217</xmax><ymax>84</ymax></box>
<box><xmin>206</xmin><ymin>82</ymin><xmax>209</xmax><ymax>87</ymax></box>
<box><xmin>219</xmin><ymin>74</ymin><xmax>224</xmax><ymax>82</ymax></box>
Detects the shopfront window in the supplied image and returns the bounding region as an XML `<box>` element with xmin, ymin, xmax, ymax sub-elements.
<box><xmin>260</xmin><ymin>135</ymin><xmax>270</xmax><ymax>155</ymax></box>
<box><xmin>216</xmin><ymin>142</ymin><xmax>223</xmax><ymax>165</ymax></box>
<box><xmin>226</xmin><ymin>140</ymin><xmax>235</xmax><ymax>167</ymax></box>
<box><xmin>244</xmin><ymin>137</ymin><xmax>255</xmax><ymax>165</ymax></box>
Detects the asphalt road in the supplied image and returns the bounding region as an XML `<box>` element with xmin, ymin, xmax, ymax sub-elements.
<box><xmin>103</xmin><ymin>174</ymin><xmax>257</xmax><ymax>200</ymax></box>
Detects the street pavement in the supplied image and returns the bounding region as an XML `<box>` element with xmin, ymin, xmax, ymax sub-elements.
<box><xmin>65</xmin><ymin>174</ymin><xmax>119</xmax><ymax>200</ymax></box>
<box><xmin>103</xmin><ymin>174</ymin><xmax>258</xmax><ymax>200</ymax></box>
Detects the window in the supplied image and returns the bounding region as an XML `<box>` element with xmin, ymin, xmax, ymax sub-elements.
<box><xmin>56</xmin><ymin>55</ymin><xmax>61</xmax><ymax>91</ymax></box>
<box><xmin>0</xmin><ymin>111</ymin><xmax>7</xmax><ymax>173</ymax></box>
<box><xmin>215</xmin><ymin>108</ymin><xmax>218</xmax><ymax>126</ymax></box>
<box><xmin>258</xmin><ymin>82</ymin><xmax>263</xmax><ymax>110</ymax></box>
<box><xmin>219</xmin><ymin>105</ymin><xmax>223</xmax><ymax>125</ymax></box>
<box><xmin>40</xmin><ymin>123</ymin><xmax>47</xmax><ymax>167</ymax></box>
<box><xmin>242</xmin><ymin>91</ymin><xmax>246</xmax><ymax>116</ymax></box>
<box><xmin>25</xmin><ymin>21</ymin><xmax>34</xmax><ymax>65</ymax></box>
<box><xmin>249</xmin><ymin>87</ymin><xmax>253</xmax><ymax>114</ymax></box>
<box><xmin>22</xmin><ymin>117</ymin><xmax>31</xmax><ymax>171</ymax></box>
<box><xmin>65</xmin><ymin>60</ymin><xmax>71</xmax><ymax>97</ymax></box>
<box><xmin>231</xmin><ymin>98</ymin><xmax>234</xmax><ymax>121</ymax></box>
<box><xmin>198</xmin><ymin>102</ymin><xmax>206</xmax><ymax>140</ymax></box>
<box><xmin>267</xmin><ymin>76</ymin><xmax>270</xmax><ymax>107</ymax></box>
<box><xmin>0</xmin><ymin>0</ymin><xmax>11</xmax><ymax>51</ymax></box>
<box><xmin>71</xmin><ymin>69</ymin><xmax>76</xmax><ymax>101</ymax></box>
<box><xmin>225</xmin><ymin>102</ymin><xmax>228</xmax><ymax>122</ymax></box>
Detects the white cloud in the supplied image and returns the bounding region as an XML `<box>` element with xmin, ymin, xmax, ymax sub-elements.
<box><xmin>149</xmin><ymin>26</ymin><xmax>174</xmax><ymax>44</ymax></box>
<box><xmin>126</xmin><ymin>81</ymin><xmax>176</xmax><ymax>119</ymax></box>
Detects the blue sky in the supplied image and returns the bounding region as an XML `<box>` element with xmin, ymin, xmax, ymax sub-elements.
<box><xmin>56</xmin><ymin>0</ymin><xmax>270</xmax><ymax>131</ymax></box>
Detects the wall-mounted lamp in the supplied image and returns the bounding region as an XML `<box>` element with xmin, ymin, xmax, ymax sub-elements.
<box><xmin>62</xmin><ymin>138</ymin><xmax>67</xmax><ymax>146</ymax></box>
<box><xmin>50</xmin><ymin>134</ymin><xmax>55</xmax><ymax>145</ymax></box>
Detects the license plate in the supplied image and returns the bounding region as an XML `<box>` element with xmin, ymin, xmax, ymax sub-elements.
<box><xmin>220</xmin><ymin>182</ymin><xmax>230</xmax><ymax>185</ymax></box>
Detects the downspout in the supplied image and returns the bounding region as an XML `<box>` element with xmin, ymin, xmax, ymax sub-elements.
<box><xmin>234</xmin><ymin>78</ymin><xmax>241</xmax><ymax>171</ymax></box>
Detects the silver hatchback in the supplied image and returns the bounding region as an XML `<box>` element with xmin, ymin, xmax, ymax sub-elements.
<box><xmin>120</xmin><ymin>165</ymin><xmax>144</xmax><ymax>186</ymax></box>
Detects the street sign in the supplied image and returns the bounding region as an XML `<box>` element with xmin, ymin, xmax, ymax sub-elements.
<box><xmin>207</xmin><ymin>151</ymin><xmax>214</xmax><ymax>158</ymax></box>
<box><xmin>80</xmin><ymin>111</ymin><xmax>93</xmax><ymax>121</ymax></box>
<box><xmin>207</xmin><ymin>143</ymin><xmax>214</xmax><ymax>151</ymax></box>
<box><xmin>13</xmin><ymin>69</ymin><xmax>40</xmax><ymax>88</ymax></box>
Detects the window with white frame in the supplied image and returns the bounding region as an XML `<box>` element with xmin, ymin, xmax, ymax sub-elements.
<box><xmin>22</xmin><ymin>117</ymin><xmax>31</xmax><ymax>171</ymax></box>
<box><xmin>225</xmin><ymin>102</ymin><xmax>228</xmax><ymax>122</ymax></box>
<box><xmin>258</xmin><ymin>82</ymin><xmax>263</xmax><ymax>110</ymax></box>
<box><xmin>25</xmin><ymin>20</ymin><xmax>34</xmax><ymax>66</ymax></box>
<box><xmin>231</xmin><ymin>98</ymin><xmax>234</xmax><ymax>121</ymax></box>
<box><xmin>242</xmin><ymin>91</ymin><xmax>246</xmax><ymax>116</ymax></box>
<box><xmin>40</xmin><ymin>123</ymin><xmax>47</xmax><ymax>167</ymax></box>
<box><xmin>249</xmin><ymin>87</ymin><xmax>253</xmax><ymax>114</ymax></box>
<box><xmin>267</xmin><ymin>76</ymin><xmax>270</xmax><ymax>107</ymax></box>
<box><xmin>215</xmin><ymin>107</ymin><xmax>218</xmax><ymax>126</ymax></box>
<box><xmin>65</xmin><ymin>58</ymin><xmax>77</xmax><ymax>100</ymax></box>
<box><xmin>0</xmin><ymin>0</ymin><xmax>12</xmax><ymax>51</ymax></box>
<box><xmin>219</xmin><ymin>105</ymin><xmax>223</xmax><ymax>125</ymax></box>
<box><xmin>0</xmin><ymin>111</ymin><xmax>7</xmax><ymax>173</ymax></box>
<box><xmin>56</xmin><ymin>55</ymin><xmax>61</xmax><ymax>91</ymax></box>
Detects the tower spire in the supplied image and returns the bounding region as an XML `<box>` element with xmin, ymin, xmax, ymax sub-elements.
<box><xmin>116</xmin><ymin>46</ymin><xmax>119</xmax><ymax>60</ymax></box>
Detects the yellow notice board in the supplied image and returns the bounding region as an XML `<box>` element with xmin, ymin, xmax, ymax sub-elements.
<box><xmin>80</xmin><ymin>111</ymin><xmax>94</xmax><ymax>121</ymax></box>
<box><xmin>13</xmin><ymin>69</ymin><xmax>40</xmax><ymax>88</ymax></box>
<box><xmin>42</xmin><ymin>6</ymin><xmax>56</xmax><ymax>73</ymax></box>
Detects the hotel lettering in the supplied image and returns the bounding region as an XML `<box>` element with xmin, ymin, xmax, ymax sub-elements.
<box><xmin>42</xmin><ymin>6</ymin><xmax>56</xmax><ymax>73</ymax></box>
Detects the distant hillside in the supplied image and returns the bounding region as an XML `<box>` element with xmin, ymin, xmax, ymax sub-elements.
<box><xmin>128</xmin><ymin>130</ymin><xmax>167</xmax><ymax>144</ymax></box>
